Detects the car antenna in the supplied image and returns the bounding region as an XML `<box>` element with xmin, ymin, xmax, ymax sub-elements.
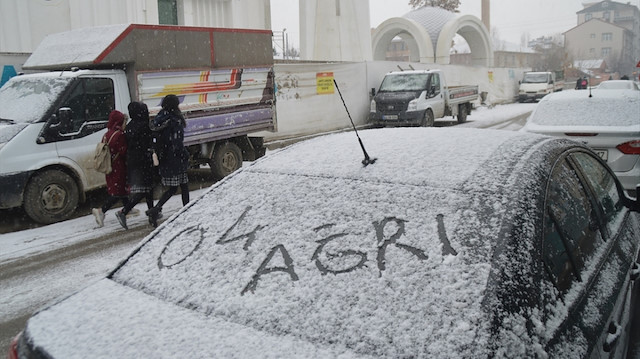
<box><xmin>333</xmin><ymin>78</ymin><xmax>377</xmax><ymax>167</ymax></box>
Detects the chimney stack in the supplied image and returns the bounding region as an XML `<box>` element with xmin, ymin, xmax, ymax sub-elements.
<box><xmin>481</xmin><ymin>0</ymin><xmax>490</xmax><ymax>31</ymax></box>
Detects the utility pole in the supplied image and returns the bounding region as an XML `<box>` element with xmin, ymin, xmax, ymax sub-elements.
<box><xmin>282</xmin><ymin>28</ymin><xmax>287</xmax><ymax>60</ymax></box>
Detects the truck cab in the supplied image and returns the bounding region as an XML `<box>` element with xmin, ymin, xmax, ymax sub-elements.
<box><xmin>369</xmin><ymin>69</ymin><xmax>478</xmax><ymax>127</ymax></box>
<box><xmin>369</xmin><ymin>70</ymin><xmax>445</xmax><ymax>127</ymax></box>
<box><xmin>518</xmin><ymin>71</ymin><xmax>563</xmax><ymax>102</ymax></box>
<box><xmin>0</xmin><ymin>70</ymin><xmax>131</xmax><ymax>224</ymax></box>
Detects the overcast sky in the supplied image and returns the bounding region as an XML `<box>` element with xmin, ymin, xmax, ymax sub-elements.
<box><xmin>271</xmin><ymin>0</ymin><xmax>640</xmax><ymax>49</ymax></box>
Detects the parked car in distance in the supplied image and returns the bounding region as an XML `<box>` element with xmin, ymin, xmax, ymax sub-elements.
<box><xmin>522</xmin><ymin>89</ymin><xmax>640</xmax><ymax>197</ymax></box>
<box><xmin>596</xmin><ymin>80</ymin><xmax>640</xmax><ymax>90</ymax></box>
<box><xmin>9</xmin><ymin>128</ymin><xmax>640</xmax><ymax>358</ymax></box>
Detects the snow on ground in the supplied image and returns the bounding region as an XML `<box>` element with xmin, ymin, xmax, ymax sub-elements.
<box><xmin>0</xmin><ymin>103</ymin><xmax>536</xmax><ymax>264</ymax></box>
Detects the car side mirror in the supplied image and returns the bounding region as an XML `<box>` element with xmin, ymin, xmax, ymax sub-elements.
<box><xmin>371</xmin><ymin>88</ymin><xmax>376</xmax><ymax>97</ymax></box>
<box><xmin>624</xmin><ymin>185</ymin><xmax>640</xmax><ymax>212</ymax></box>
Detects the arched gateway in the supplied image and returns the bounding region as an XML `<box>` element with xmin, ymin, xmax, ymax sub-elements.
<box><xmin>371</xmin><ymin>7</ymin><xmax>493</xmax><ymax>66</ymax></box>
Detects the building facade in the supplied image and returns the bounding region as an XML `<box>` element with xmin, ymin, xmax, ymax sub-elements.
<box><xmin>564</xmin><ymin>0</ymin><xmax>640</xmax><ymax>77</ymax></box>
<box><xmin>0</xmin><ymin>0</ymin><xmax>271</xmax><ymax>75</ymax></box>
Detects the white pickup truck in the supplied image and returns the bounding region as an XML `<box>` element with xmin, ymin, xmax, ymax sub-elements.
<box><xmin>369</xmin><ymin>69</ymin><xmax>479</xmax><ymax>127</ymax></box>
<box><xmin>517</xmin><ymin>71</ymin><xmax>563</xmax><ymax>102</ymax></box>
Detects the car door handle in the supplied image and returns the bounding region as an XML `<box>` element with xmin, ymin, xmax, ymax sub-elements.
<box><xmin>631</xmin><ymin>262</ymin><xmax>640</xmax><ymax>281</ymax></box>
<box><xmin>603</xmin><ymin>321</ymin><xmax>621</xmax><ymax>352</ymax></box>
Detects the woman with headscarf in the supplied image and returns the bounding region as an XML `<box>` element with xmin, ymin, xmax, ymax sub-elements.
<box><xmin>145</xmin><ymin>94</ymin><xmax>190</xmax><ymax>227</ymax></box>
<box><xmin>115</xmin><ymin>102</ymin><xmax>155</xmax><ymax>230</ymax></box>
<box><xmin>92</xmin><ymin>110</ymin><xmax>129</xmax><ymax>227</ymax></box>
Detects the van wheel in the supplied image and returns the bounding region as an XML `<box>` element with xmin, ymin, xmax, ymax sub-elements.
<box><xmin>421</xmin><ymin>110</ymin><xmax>434</xmax><ymax>127</ymax></box>
<box><xmin>23</xmin><ymin>170</ymin><xmax>79</xmax><ymax>224</ymax></box>
<box><xmin>209</xmin><ymin>142</ymin><xmax>242</xmax><ymax>180</ymax></box>
<box><xmin>457</xmin><ymin>104</ymin><xmax>468</xmax><ymax>123</ymax></box>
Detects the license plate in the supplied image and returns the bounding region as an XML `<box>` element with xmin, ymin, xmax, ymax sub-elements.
<box><xmin>383</xmin><ymin>115</ymin><xmax>398</xmax><ymax>120</ymax></box>
<box><xmin>595</xmin><ymin>149</ymin><xmax>608</xmax><ymax>161</ymax></box>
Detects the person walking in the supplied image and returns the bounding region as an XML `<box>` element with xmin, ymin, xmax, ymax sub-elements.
<box><xmin>92</xmin><ymin>110</ymin><xmax>129</xmax><ymax>227</ymax></box>
<box><xmin>115</xmin><ymin>102</ymin><xmax>156</xmax><ymax>230</ymax></box>
<box><xmin>145</xmin><ymin>94</ymin><xmax>190</xmax><ymax>227</ymax></box>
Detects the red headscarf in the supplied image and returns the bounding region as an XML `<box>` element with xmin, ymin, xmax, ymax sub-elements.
<box><xmin>107</xmin><ymin>110</ymin><xmax>126</xmax><ymax>131</ymax></box>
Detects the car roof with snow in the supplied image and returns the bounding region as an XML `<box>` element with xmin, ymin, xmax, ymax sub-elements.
<box><xmin>25</xmin><ymin>128</ymin><xmax>595</xmax><ymax>358</ymax></box>
<box><xmin>525</xmin><ymin>89</ymin><xmax>640</xmax><ymax>131</ymax></box>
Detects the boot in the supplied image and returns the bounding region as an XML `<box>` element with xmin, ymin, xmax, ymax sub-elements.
<box><xmin>92</xmin><ymin>208</ymin><xmax>105</xmax><ymax>227</ymax></box>
<box><xmin>146</xmin><ymin>207</ymin><xmax>160</xmax><ymax>228</ymax></box>
<box><xmin>115</xmin><ymin>210</ymin><xmax>128</xmax><ymax>230</ymax></box>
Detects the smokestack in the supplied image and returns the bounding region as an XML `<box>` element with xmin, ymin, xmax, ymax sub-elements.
<box><xmin>481</xmin><ymin>0</ymin><xmax>490</xmax><ymax>31</ymax></box>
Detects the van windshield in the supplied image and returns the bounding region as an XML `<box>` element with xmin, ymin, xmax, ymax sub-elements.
<box><xmin>0</xmin><ymin>75</ymin><xmax>73</xmax><ymax>124</ymax></box>
<box><xmin>379</xmin><ymin>73</ymin><xmax>429</xmax><ymax>92</ymax></box>
<box><xmin>522</xmin><ymin>73</ymin><xmax>549</xmax><ymax>84</ymax></box>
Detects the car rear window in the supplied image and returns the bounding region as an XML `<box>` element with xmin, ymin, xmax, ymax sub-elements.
<box><xmin>112</xmin><ymin>170</ymin><xmax>503</xmax><ymax>357</ymax></box>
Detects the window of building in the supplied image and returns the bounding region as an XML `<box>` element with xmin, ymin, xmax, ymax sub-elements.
<box><xmin>590</xmin><ymin>33</ymin><xmax>596</xmax><ymax>39</ymax></box>
<box><xmin>158</xmin><ymin>0</ymin><xmax>178</xmax><ymax>25</ymax></box>
<box><xmin>603</xmin><ymin>11</ymin><xmax>610</xmax><ymax>21</ymax></box>
<box><xmin>590</xmin><ymin>48</ymin><xmax>595</xmax><ymax>54</ymax></box>
<box><xmin>585</xmin><ymin>13</ymin><xmax>592</xmax><ymax>20</ymax></box>
<box><xmin>602</xmin><ymin>47</ymin><xmax>611</xmax><ymax>56</ymax></box>
<box><xmin>602</xmin><ymin>33</ymin><xmax>612</xmax><ymax>41</ymax></box>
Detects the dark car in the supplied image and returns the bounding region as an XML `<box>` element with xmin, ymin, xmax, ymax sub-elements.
<box><xmin>9</xmin><ymin>128</ymin><xmax>640</xmax><ymax>358</ymax></box>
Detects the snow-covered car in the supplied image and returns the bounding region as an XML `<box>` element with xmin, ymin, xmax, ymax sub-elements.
<box><xmin>596</xmin><ymin>80</ymin><xmax>639</xmax><ymax>90</ymax></box>
<box><xmin>522</xmin><ymin>89</ymin><xmax>640</xmax><ymax>196</ymax></box>
<box><xmin>9</xmin><ymin>128</ymin><xmax>640</xmax><ymax>358</ymax></box>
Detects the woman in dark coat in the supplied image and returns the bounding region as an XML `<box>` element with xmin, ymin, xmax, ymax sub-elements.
<box><xmin>145</xmin><ymin>94</ymin><xmax>190</xmax><ymax>227</ymax></box>
<box><xmin>92</xmin><ymin>110</ymin><xmax>129</xmax><ymax>227</ymax></box>
<box><xmin>115</xmin><ymin>102</ymin><xmax>155</xmax><ymax>230</ymax></box>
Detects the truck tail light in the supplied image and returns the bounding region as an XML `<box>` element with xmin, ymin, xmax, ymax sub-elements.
<box><xmin>617</xmin><ymin>140</ymin><xmax>640</xmax><ymax>155</ymax></box>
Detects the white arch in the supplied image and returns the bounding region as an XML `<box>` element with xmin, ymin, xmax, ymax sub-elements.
<box><xmin>371</xmin><ymin>9</ymin><xmax>492</xmax><ymax>67</ymax></box>
<box><xmin>436</xmin><ymin>15</ymin><xmax>493</xmax><ymax>66</ymax></box>
<box><xmin>371</xmin><ymin>17</ymin><xmax>435</xmax><ymax>63</ymax></box>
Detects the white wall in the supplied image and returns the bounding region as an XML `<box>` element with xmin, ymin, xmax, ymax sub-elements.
<box><xmin>265</xmin><ymin>62</ymin><xmax>369</xmax><ymax>141</ymax></box>
<box><xmin>300</xmin><ymin>0</ymin><xmax>372</xmax><ymax>62</ymax></box>
<box><xmin>0</xmin><ymin>0</ymin><xmax>71</xmax><ymax>53</ymax></box>
<box><xmin>0</xmin><ymin>0</ymin><xmax>268</xmax><ymax>55</ymax></box>
<box><xmin>263</xmin><ymin>61</ymin><xmax>523</xmax><ymax>142</ymax></box>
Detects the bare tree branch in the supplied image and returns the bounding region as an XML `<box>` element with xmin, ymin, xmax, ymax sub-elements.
<box><xmin>409</xmin><ymin>0</ymin><xmax>461</xmax><ymax>12</ymax></box>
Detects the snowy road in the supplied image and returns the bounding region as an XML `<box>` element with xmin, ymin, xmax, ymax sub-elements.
<box><xmin>0</xmin><ymin>103</ymin><xmax>538</xmax><ymax>355</ymax></box>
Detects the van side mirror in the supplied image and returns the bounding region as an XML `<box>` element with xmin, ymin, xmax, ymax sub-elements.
<box><xmin>426</xmin><ymin>85</ymin><xmax>437</xmax><ymax>98</ymax></box>
<box><xmin>57</xmin><ymin>107</ymin><xmax>73</xmax><ymax>133</ymax></box>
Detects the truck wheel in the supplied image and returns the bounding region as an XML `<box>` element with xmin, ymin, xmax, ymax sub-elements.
<box><xmin>421</xmin><ymin>110</ymin><xmax>434</xmax><ymax>127</ymax></box>
<box><xmin>23</xmin><ymin>170</ymin><xmax>79</xmax><ymax>224</ymax></box>
<box><xmin>457</xmin><ymin>104</ymin><xmax>468</xmax><ymax>124</ymax></box>
<box><xmin>209</xmin><ymin>142</ymin><xmax>243</xmax><ymax>180</ymax></box>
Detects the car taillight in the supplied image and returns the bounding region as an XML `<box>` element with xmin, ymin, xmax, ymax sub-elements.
<box><xmin>617</xmin><ymin>140</ymin><xmax>640</xmax><ymax>155</ymax></box>
<box><xmin>7</xmin><ymin>333</ymin><xmax>20</xmax><ymax>359</ymax></box>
